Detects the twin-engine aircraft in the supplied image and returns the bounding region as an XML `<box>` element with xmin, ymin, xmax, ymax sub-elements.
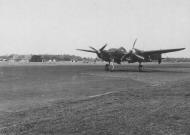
<box><xmin>77</xmin><ymin>39</ymin><xmax>185</xmax><ymax>72</ymax></box>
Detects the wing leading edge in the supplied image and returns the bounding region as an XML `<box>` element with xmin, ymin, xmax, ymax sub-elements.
<box><xmin>143</xmin><ymin>48</ymin><xmax>185</xmax><ymax>55</ymax></box>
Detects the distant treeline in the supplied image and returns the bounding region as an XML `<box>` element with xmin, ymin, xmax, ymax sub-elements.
<box><xmin>0</xmin><ymin>54</ymin><xmax>189</xmax><ymax>62</ymax></box>
<box><xmin>42</xmin><ymin>54</ymin><xmax>83</xmax><ymax>61</ymax></box>
<box><xmin>0</xmin><ymin>54</ymin><xmax>98</xmax><ymax>62</ymax></box>
<box><xmin>162</xmin><ymin>57</ymin><xmax>190</xmax><ymax>63</ymax></box>
<box><xmin>41</xmin><ymin>54</ymin><xmax>99</xmax><ymax>62</ymax></box>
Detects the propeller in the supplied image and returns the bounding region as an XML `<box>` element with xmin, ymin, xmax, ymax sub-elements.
<box><xmin>130</xmin><ymin>39</ymin><xmax>144</xmax><ymax>60</ymax></box>
<box><xmin>100</xmin><ymin>44</ymin><xmax>107</xmax><ymax>51</ymax></box>
<box><xmin>89</xmin><ymin>46</ymin><xmax>98</xmax><ymax>53</ymax></box>
<box><xmin>121</xmin><ymin>38</ymin><xmax>144</xmax><ymax>61</ymax></box>
<box><xmin>132</xmin><ymin>38</ymin><xmax>137</xmax><ymax>49</ymax></box>
<box><xmin>128</xmin><ymin>38</ymin><xmax>138</xmax><ymax>54</ymax></box>
<box><xmin>77</xmin><ymin>44</ymin><xmax>107</xmax><ymax>58</ymax></box>
<box><xmin>89</xmin><ymin>44</ymin><xmax>107</xmax><ymax>54</ymax></box>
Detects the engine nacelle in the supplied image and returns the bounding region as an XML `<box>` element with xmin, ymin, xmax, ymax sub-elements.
<box><xmin>149</xmin><ymin>54</ymin><xmax>162</xmax><ymax>64</ymax></box>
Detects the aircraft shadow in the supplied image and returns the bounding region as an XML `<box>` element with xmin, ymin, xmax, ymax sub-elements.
<box><xmin>112</xmin><ymin>68</ymin><xmax>188</xmax><ymax>73</ymax></box>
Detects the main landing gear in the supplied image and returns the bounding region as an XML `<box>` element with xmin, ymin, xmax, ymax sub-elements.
<box><xmin>138</xmin><ymin>63</ymin><xmax>143</xmax><ymax>72</ymax></box>
<box><xmin>105</xmin><ymin>64</ymin><xmax>110</xmax><ymax>71</ymax></box>
<box><xmin>105</xmin><ymin>62</ymin><xmax>115</xmax><ymax>72</ymax></box>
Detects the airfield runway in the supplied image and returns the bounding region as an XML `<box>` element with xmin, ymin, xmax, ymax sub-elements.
<box><xmin>0</xmin><ymin>63</ymin><xmax>190</xmax><ymax>134</ymax></box>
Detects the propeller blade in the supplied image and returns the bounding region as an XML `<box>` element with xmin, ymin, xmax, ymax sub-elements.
<box><xmin>134</xmin><ymin>53</ymin><xmax>144</xmax><ymax>60</ymax></box>
<box><xmin>132</xmin><ymin>38</ymin><xmax>138</xmax><ymax>49</ymax></box>
<box><xmin>100</xmin><ymin>44</ymin><xmax>107</xmax><ymax>51</ymax></box>
<box><xmin>76</xmin><ymin>49</ymin><xmax>97</xmax><ymax>53</ymax></box>
<box><xmin>89</xmin><ymin>46</ymin><xmax>98</xmax><ymax>52</ymax></box>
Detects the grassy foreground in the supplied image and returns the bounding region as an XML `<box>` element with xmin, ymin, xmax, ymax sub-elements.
<box><xmin>0</xmin><ymin>63</ymin><xmax>190</xmax><ymax>134</ymax></box>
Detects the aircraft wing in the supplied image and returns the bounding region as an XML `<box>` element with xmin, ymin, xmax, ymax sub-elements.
<box><xmin>76</xmin><ymin>49</ymin><xmax>96</xmax><ymax>53</ymax></box>
<box><xmin>143</xmin><ymin>48</ymin><xmax>185</xmax><ymax>55</ymax></box>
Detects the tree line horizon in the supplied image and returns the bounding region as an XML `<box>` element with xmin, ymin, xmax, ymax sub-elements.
<box><xmin>0</xmin><ymin>54</ymin><xmax>190</xmax><ymax>62</ymax></box>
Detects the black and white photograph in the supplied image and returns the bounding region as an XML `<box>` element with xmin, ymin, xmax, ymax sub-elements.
<box><xmin>0</xmin><ymin>0</ymin><xmax>190</xmax><ymax>134</ymax></box>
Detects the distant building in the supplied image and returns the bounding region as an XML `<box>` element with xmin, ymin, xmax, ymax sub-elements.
<box><xmin>30</xmin><ymin>55</ymin><xmax>43</xmax><ymax>62</ymax></box>
<box><xmin>10</xmin><ymin>55</ymin><xmax>21</xmax><ymax>62</ymax></box>
<box><xmin>8</xmin><ymin>55</ymin><xmax>31</xmax><ymax>63</ymax></box>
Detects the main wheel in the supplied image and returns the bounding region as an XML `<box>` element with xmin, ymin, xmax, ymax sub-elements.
<box><xmin>105</xmin><ymin>64</ymin><xmax>110</xmax><ymax>71</ymax></box>
<box><xmin>138</xmin><ymin>65</ymin><xmax>143</xmax><ymax>72</ymax></box>
<box><xmin>109</xmin><ymin>65</ymin><xmax>114</xmax><ymax>72</ymax></box>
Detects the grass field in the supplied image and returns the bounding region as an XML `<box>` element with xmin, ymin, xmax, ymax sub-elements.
<box><xmin>0</xmin><ymin>63</ymin><xmax>190</xmax><ymax>134</ymax></box>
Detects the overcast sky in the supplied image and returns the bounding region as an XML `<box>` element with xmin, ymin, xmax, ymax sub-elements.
<box><xmin>0</xmin><ymin>0</ymin><xmax>189</xmax><ymax>57</ymax></box>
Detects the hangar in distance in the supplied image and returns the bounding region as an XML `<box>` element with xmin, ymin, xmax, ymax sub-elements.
<box><xmin>77</xmin><ymin>39</ymin><xmax>185</xmax><ymax>72</ymax></box>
